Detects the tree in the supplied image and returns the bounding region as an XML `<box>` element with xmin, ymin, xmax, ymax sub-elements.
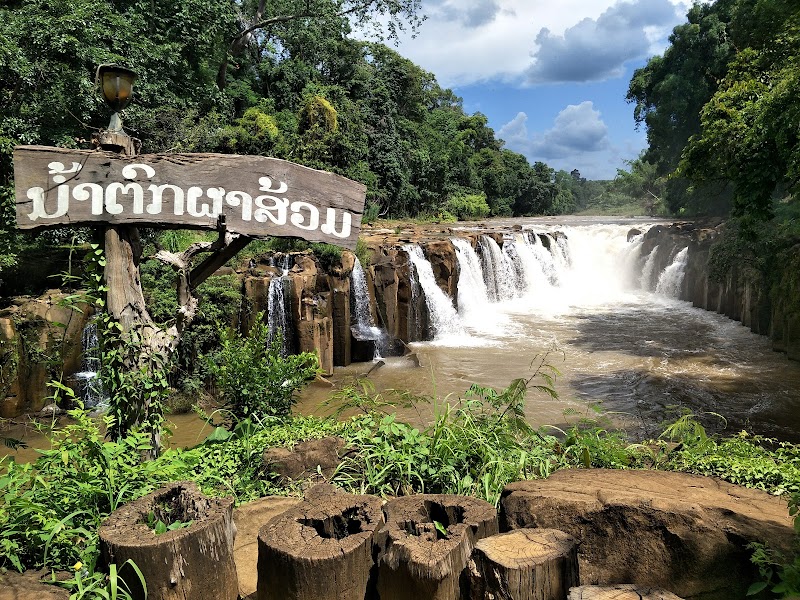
<box><xmin>680</xmin><ymin>1</ymin><xmax>800</xmax><ymax>223</ymax></box>
<box><xmin>216</xmin><ymin>0</ymin><xmax>424</xmax><ymax>89</ymax></box>
<box><xmin>627</xmin><ymin>0</ymin><xmax>738</xmax><ymax>213</ymax></box>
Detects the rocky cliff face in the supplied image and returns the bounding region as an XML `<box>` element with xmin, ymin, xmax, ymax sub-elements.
<box><xmin>0</xmin><ymin>291</ymin><xmax>93</xmax><ymax>417</ymax></box>
<box><xmin>641</xmin><ymin>222</ymin><xmax>800</xmax><ymax>361</ymax></box>
<box><xmin>0</xmin><ymin>228</ymin><xmax>466</xmax><ymax>417</ymax></box>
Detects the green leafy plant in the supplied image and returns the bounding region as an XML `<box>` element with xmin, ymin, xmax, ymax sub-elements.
<box><xmin>208</xmin><ymin>313</ymin><xmax>320</xmax><ymax>421</ymax></box>
<box><xmin>445</xmin><ymin>192</ymin><xmax>490</xmax><ymax>221</ymax></box>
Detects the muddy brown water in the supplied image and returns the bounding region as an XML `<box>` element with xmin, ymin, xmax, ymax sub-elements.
<box><xmin>4</xmin><ymin>217</ymin><xmax>800</xmax><ymax>466</ymax></box>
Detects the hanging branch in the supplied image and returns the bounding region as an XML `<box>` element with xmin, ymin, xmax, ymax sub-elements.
<box><xmin>217</xmin><ymin>0</ymin><xmax>421</xmax><ymax>89</ymax></box>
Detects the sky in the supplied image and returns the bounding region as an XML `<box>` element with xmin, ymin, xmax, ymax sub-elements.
<box><xmin>385</xmin><ymin>0</ymin><xmax>695</xmax><ymax>180</ymax></box>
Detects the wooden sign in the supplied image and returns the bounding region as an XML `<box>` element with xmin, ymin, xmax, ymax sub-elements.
<box><xmin>13</xmin><ymin>145</ymin><xmax>367</xmax><ymax>250</ymax></box>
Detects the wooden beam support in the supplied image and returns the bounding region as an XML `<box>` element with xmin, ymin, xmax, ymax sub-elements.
<box><xmin>190</xmin><ymin>233</ymin><xmax>252</xmax><ymax>290</ymax></box>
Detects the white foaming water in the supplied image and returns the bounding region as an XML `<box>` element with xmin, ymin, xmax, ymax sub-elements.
<box><xmin>268</xmin><ymin>275</ymin><xmax>293</xmax><ymax>356</ymax></box>
<box><xmin>407</xmin><ymin>223</ymin><xmax>696</xmax><ymax>344</ymax></box>
<box><xmin>351</xmin><ymin>257</ymin><xmax>386</xmax><ymax>358</ymax></box>
<box><xmin>477</xmin><ymin>236</ymin><xmax>516</xmax><ymax>301</ymax></box>
<box><xmin>640</xmin><ymin>245</ymin><xmax>660</xmax><ymax>291</ymax></box>
<box><xmin>403</xmin><ymin>244</ymin><xmax>466</xmax><ymax>341</ymax></box>
<box><xmin>451</xmin><ymin>238</ymin><xmax>511</xmax><ymax>336</ymax></box>
<box><xmin>655</xmin><ymin>247</ymin><xmax>689</xmax><ymax>298</ymax></box>
<box><xmin>451</xmin><ymin>238</ymin><xmax>490</xmax><ymax>315</ymax></box>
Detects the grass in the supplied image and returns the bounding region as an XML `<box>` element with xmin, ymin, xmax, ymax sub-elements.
<box><xmin>1</xmin><ymin>378</ymin><xmax>799</xmax><ymax>597</ymax></box>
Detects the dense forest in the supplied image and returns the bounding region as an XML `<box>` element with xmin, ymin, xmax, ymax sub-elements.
<box><xmin>0</xmin><ymin>0</ymin><xmax>596</xmax><ymax>276</ymax></box>
<box><xmin>628</xmin><ymin>0</ymin><xmax>799</xmax><ymax>225</ymax></box>
<box><xmin>2</xmin><ymin>0</ymin><xmax>798</xmax><ymax>278</ymax></box>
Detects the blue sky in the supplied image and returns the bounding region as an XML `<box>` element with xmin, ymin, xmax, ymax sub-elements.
<box><xmin>385</xmin><ymin>0</ymin><xmax>695</xmax><ymax>180</ymax></box>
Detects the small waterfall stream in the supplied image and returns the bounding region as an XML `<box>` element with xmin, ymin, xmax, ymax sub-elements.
<box><xmin>640</xmin><ymin>245</ymin><xmax>660</xmax><ymax>291</ymax></box>
<box><xmin>267</xmin><ymin>275</ymin><xmax>294</xmax><ymax>356</ymax></box>
<box><xmin>477</xmin><ymin>236</ymin><xmax>516</xmax><ymax>301</ymax></box>
<box><xmin>452</xmin><ymin>237</ymin><xmax>489</xmax><ymax>308</ymax></box>
<box><xmin>655</xmin><ymin>247</ymin><xmax>689</xmax><ymax>298</ymax></box>
<box><xmin>74</xmin><ymin>319</ymin><xmax>106</xmax><ymax>408</ymax></box>
<box><xmin>403</xmin><ymin>244</ymin><xmax>465</xmax><ymax>339</ymax></box>
<box><xmin>350</xmin><ymin>257</ymin><xmax>386</xmax><ymax>358</ymax></box>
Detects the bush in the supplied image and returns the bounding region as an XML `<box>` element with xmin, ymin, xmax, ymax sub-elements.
<box><xmin>445</xmin><ymin>192</ymin><xmax>490</xmax><ymax>221</ymax></box>
<box><xmin>208</xmin><ymin>313</ymin><xmax>319</xmax><ymax>421</ymax></box>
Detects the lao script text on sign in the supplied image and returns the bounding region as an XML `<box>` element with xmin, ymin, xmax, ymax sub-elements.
<box><xmin>13</xmin><ymin>145</ymin><xmax>367</xmax><ymax>250</ymax></box>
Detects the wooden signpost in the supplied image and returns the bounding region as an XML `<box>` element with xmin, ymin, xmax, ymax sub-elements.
<box><xmin>13</xmin><ymin>145</ymin><xmax>367</xmax><ymax>250</ymax></box>
<box><xmin>12</xmin><ymin>141</ymin><xmax>368</xmax><ymax>454</ymax></box>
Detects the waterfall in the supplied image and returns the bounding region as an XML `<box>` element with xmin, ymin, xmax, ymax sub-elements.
<box><xmin>477</xmin><ymin>236</ymin><xmax>516</xmax><ymax>301</ymax></box>
<box><xmin>350</xmin><ymin>257</ymin><xmax>386</xmax><ymax>358</ymax></box>
<box><xmin>404</xmin><ymin>244</ymin><xmax>464</xmax><ymax>339</ymax></box>
<box><xmin>451</xmin><ymin>238</ymin><xmax>490</xmax><ymax>317</ymax></box>
<box><xmin>640</xmin><ymin>245</ymin><xmax>660</xmax><ymax>291</ymax></box>
<box><xmin>268</xmin><ymin>275</ymin><xmax>294</xmax><ymax>356</ymax></box>
<box><xmin>655</xmin><ymin>247</ymin><xmax>689</xmax><ymax>298</ymax></box>
<box><xmin>522</xmin><ymin>233</ymin><xmax>560</xmax><ymax>288</ymax></box>
<box><xmin>74</xmin><ymin>319</ymin><xmax>106</xmax><ymax>408</ymax></box>
<box><xmin>269</xmin><ymin>253</ymin><xmax>291</xmax><ymax>275</ymax></box>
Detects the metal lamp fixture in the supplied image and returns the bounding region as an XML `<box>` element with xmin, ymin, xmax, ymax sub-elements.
<box><xmin>97</xmin><ymin>64</ymin><xmax>136</xmax><ymax>133</ymax></box>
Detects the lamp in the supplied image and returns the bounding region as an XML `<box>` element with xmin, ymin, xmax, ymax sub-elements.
<box><xmin>97</xmin><ymin>64</ymin><xmax>136</xmax><ymax>133</ymax></box>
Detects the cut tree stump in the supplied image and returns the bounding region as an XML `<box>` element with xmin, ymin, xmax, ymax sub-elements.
<box><xmin>568</xmin><ymin>584</ymin><xmax>685</xmax><ymax>599</ymax></box>
<box><xmin>376</xmin><ymin>493</ymin><xmax>499</xmax><ymax>600</ymax></box>
<box><xmin>99</xmin><ymin>481</ymin><xmax>238</xmax><ymax>600</ymax></box>
<box><xmin>256</xmin><ymin>484</ymin><xmax>384</xmax><ymax>600</ymax></box>
<box><xmin>465</xmin><ymin>529</ymin><xmax>579</xmax><ymax>600</ymax></box>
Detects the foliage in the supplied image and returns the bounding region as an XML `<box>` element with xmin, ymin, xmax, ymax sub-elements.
<box><xmin>629</xmin><ymin>0</ymin><xmax>800</xmax><ymax>220</ymax></box>
<box><xmin>333</xmin><ymin>362</ymin><xmax>563</xmax><ymax>505</ymax></box>
<box><xmin>208</xmin><ymin>313</ymin><xmax>319</xmax><ymax>421</ymax></box>
<box><xmin>3</xmin><ymin>379</ymin><xmax>800</xmax><ymax>597</ymax></box>
<box><xmin>0</xmin><ymin>408</ymin><xmax>186</xmax><ymax>574</ymax></box>
<box><xmin>445</xmin><ymin>192</ymin><xmax>490</xmax><ymax>221</ymax></box>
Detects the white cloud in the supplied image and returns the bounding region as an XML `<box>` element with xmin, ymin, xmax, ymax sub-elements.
<box><xmin>498</xmin><ymin>102</ymin><xmax>641</xmax><ymax>179</ymax></box>
<box><xmin>390</xmin><ymin>0</ymin><xmax>687</xmax><ymax>87</ymax></box>
<box><xmin>526</xmin><ymin>0</ymin><xmax>680</xmax><ymax>83</ymax></box>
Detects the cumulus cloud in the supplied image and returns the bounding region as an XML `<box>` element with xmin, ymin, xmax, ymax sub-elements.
<box><xmin>526</xmin><ymin>0</ymin><xmax>681</xmax><ymax>83</ymax></box>
<box><xmin>426</xmin><ymin>0</ymin><xmax>504</xmax><ymax>29</ymax></box>
<box><xmin>498</xmin><ymin>102</ymin><xmax>628</xmax><ymax>178</ymax></box>
<box><xmin>500</xmin><ymin>102</ymin><xmax>609</xmax><ymax>159</ymax></box>
<box><xmin>381</xmin><ymin>0</ymin><xmax>687</xmax><ymax>87</ymax></box>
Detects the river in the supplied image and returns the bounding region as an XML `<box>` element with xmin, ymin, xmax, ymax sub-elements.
<box><xmin>299</xmin><ymin>216</ymin><xmax>800</xmax><ymax>442</ymax></box>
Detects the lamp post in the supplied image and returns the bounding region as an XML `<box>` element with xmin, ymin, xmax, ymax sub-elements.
<box><xmin>93</xmin><ymin>64</ymin><xmax>141</xmax><ymax>156</ymax></box>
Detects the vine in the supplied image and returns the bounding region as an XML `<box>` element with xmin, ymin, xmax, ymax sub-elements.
<box><xmin>82</xmin><ymin>243</ymin><xmax>171</xmax><ymax>455</ymax></box>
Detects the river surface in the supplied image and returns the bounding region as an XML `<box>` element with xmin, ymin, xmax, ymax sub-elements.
<box><xmin>300</xmin><ymin>216</ymin><xmax>800</xmax><ymax>442</ymax></box>
<box><xmin>4</xmin><ymin>216</ymin><xmax>800</xmax><ymax>464</ymax></box>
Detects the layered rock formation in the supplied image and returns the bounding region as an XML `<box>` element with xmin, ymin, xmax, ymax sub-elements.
<box><xmin>640</xmin><ymin>222</ymin><xmax>800</xmax><ymax>360</ymax></box>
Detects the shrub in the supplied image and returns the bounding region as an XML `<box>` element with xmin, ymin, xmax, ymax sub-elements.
<box><xmin>208</xmin><ymin>313</ymin><xmax>319</xmax><ymax>421</ymax></box>
<box><xmin>445</xmin><ymin>192</ymin><xmax>490</xmax><ymax>221</ymax></box>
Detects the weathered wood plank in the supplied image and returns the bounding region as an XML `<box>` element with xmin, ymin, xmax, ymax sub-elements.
<box><xmin>13</xmin><ymin>145</ymin><xmax>366</xmax><ymax>250</ymax></box>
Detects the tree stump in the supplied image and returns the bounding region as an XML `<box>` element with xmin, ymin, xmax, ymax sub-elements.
<box><xmin>376</xmin><ymin>494</ymin><xmax>499</xmax><ymax>600</ymax></box>
<box><xmin>568</xmin><ymin>585</ymin><xmax>685</xmax><ymax>600</ymax></box>
<box><xmin>257</xmin><ymin>484</ymin><xmax>384</xmax><ymax>600</ymax></box>
<box><xmin>99</xmin><ymin>481</ymin><xmax>238</xmax><ymax>600</ymax></box>
<box><xmin>465</xmin><ymin>529</ymin><xmax>579</xmax><ymax>600</ymax></box>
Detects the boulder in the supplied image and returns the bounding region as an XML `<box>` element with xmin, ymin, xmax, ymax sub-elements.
<box><xmin>500</xmin><ymin>469</ymin><xmax>795</xmax><ymax>600</ymax></box>
<box><xmin>0</xmin><ymin>291</ymin><xmax>93</xmax><ymax>417</ymax></box>
<box><xmin>0</xmin><ymin>570</ymin><xmax>69</xmax><ymax>600</ymax></box>
<box><xmin>262</xmin><ymin>437</ymin><xmax>346</xmax><ymax>483</ymax></box>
